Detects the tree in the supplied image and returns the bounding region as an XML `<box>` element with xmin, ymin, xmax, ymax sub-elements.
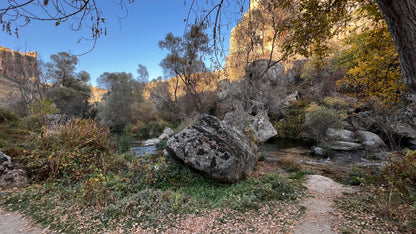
<box><xmin>137</xmin><ymin>64</ymin><xmax>149</xmax><ymax>83</ymax></box>
<box><xmin>3</xmin><ymin>62</ymin><xmax>40</xmax><ymax>114</ymax></box>
<box><xmin>46</xmin><ymin>52</ymin><xmax>91</xmax><ymax>117</ymax></box>
<box><xmin>189</xmin><ymin>0</ymin><xmax>416</xmax><ymax>99</ymax></box>
<box><xmin>374</xmin><ymin>0</ymin><xmax>416</xmax><ymax>96</ymax></box>
<box><xmin>159</xmin><ymin>24</ymin><xmax>211</xmax><ymax>112</ymax></box>
<box><xmin>336</xmin><ymin>24</ymin><xmax>405</xmax><ymax>104</ymax></box>
<box><xmin>97</xmin><ymin>72</ymin><xmax>144</xmax><ymax>130</ymax></box>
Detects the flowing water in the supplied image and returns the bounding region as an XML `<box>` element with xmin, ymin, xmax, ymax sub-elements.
<box><xmin>130</xmin><ymin>140</ymin><xmax>158</xmax><ymax>156</ymax></box>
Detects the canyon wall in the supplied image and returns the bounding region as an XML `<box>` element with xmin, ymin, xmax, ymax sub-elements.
<box><xmin>0</xmin><ymin>47</ymin><xmax>39</xmax><ymax>109</ymax></box>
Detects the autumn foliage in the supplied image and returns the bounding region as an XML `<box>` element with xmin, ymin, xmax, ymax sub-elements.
<box><xmin>336</xmin><ymin>25</ymin><xmax>405</xmax><ymax>104</ymax></box>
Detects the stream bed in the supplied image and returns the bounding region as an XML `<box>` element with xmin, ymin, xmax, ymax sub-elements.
<box><xmin>259</xmin><ymin>138</ymin><xmax>387</xmax><ymax>181</ymax></box>
<box><xmin>131</xmin><ymin>140</ymin><xmax>158</xmax><ymax>156</ymax></box>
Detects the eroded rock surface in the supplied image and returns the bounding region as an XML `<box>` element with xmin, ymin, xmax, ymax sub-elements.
<box><xmin>356</xmin><ymin>130</ymin><xmax>386</xmax><ymax>152</ymax></box>
<box><xmin>0</xmin><ymin>151</ymin><xmax>28</xmax><ymax>188</ymax></box>
<box><xmin>223</xmin><ymin>111</ymin><xmax>277</xmax><ymax>143</ymax></box>
<box><xmin>166</xmin><ymin>115</ymin><xmax>258</xmax><ymax>183</ymax></box>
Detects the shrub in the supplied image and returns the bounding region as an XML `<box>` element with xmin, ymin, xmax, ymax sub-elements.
<box><xmin>0</xmin><ymin>108</ymin><xmax>19</xmax><ymax>125</ymax></box>
<box><xmin>134</xmin><ymin>119</ymin><xmax>169</xmax><ymax>140</ymax></box>
<box><xmin>343</xmin><ymin>165</ymin><xmax>370</xmax><ymax>186</ymax></box>
<box><xmin>381</xmin><ymin>150</ymin><xmax>416</xmax><ymax>207</ymax></box>
<box><xmin>113</xmin><ymin>133</ymin><xmax>132</xmax><ymax>154</ymax></box>
<box><xmin>134</xmin><ymin>101</ymin><xmax>157</xmax><ymax>123</ymax></box>
<box><xmin>273</xmin><ymin>100</ymin><xmax>308</xmax><ymax>139</ymax></box>
<box><xmin>302</xmin><ymin>103</ymin><xmax>343</xmax><ymax>142</ymax></box>
<box><xmin>14</xmin><ymin>119</ymin><xmax>112</xmax><ymax>182</ymax></box>
<box><xmin>322</xmin><ymin>95</ymin><xmax>353</xmax><ymax>120</ymax></box>
<box><xmin>322</xmin><ymin>96</ymin><xmax>351</xmax><ymax>111</ymax></box>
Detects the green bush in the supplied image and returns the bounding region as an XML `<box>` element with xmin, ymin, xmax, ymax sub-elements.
<box><xmin>134</xmin><ymin>119</ymin><xmax>169</xmax><ymax>140</ymax></box>
<box><xmin>111</xmin><ymin>125</ymin><xmax>134</xmax><ymax>154</ymax></box>
<box><xmin>302</xmin><ymin>103</ymin><xmax>343</xmax><ymax>142</ymax></box>
<box><xmin>343</xmin><ymin>165</ymin><xmax>370</xmax><ymax>186</ymax></box>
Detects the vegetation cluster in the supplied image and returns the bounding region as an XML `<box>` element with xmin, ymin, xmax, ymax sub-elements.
<box><xmin>1</xmin><ymin>115</ymin><xmax>304</xmax><ymax>232</ymax></box>
<box><xmin>0</xmin><ymin>0</ymin><xmax>415</xmax><ymax>232</ymax></box>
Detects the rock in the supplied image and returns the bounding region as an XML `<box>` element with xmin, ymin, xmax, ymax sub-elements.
<box><xmin>265</xmin><ymin>156</ymin><xmax>277</xmax><ymax>163</ymax></box>
<box><xmin>162</xmin><ymin>127</ymin><xmax>174</xmax><ymax>136</ymax></box>
<box><xmin>245</xmin><ymin>59</ymin><xmax>289</xmax><ymax>86</ymax></box>
<box><xmin>223</xmin><ymin>111</ymin><xmax>277</xmax><ymax>143</ymax></box>
<box><xmin>356</xmin><ymin>130</ymin><xmax>385</xmax><ymax>152</ymax></box>
<box><xmin>281</xmin><ymin>91</ymin><xmax>299</xmax><ymax>107</ymax></box>
<box><xmin>166</xmin><ymin>115</ymin><xmax>258</xmax><ymax>183</ymax></box>
<box><xmin>348</xmin><ymin>111</ymin><xmax>377</xmax><ymax>130</ymax></box>
<box><xmin>0</xmin><ymin>151</ymin><xmax>28</xmax><ymax>188</ymax></box>
<box><xmin>312</xmin><ymin>147</ymin><xmax>326</xmax><ymax>157</ymax></box>
<box><xmin>327</xmin><ymin>141</ymin><xmax>362</xmax><ymax>151</ymax></box>
<box><xmin>143</xmin><ymin>138</ymin><xmax>161</xmax><ymax>146</ymax></box>
<box><xmin>158</xmin><ymin>133</ymin><xmax>170</xmax><ymax>140</ymax></box>
<box><xmin>394</xmin><ymin>123</ymin><xmax>416</xmax><ymax>146</ymax></box>
<box><xmin>0</xmin><ymin>47</ymin><xmax>39</xmax><ymax>109</ymax></box>
<box><xmin>285</xmin><ymin>59</ymin><xmax>308</xmax><ymax>83</ymax></box>
<box><xmin>326</xmin><ymin>128</ymin><xmax>356</xmax><ymax>142</ymax></box>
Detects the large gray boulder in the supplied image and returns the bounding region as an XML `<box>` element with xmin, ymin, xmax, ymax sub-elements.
<box><xmin>356</xmin><ymin>130</ymin><xmax>386</xmax><ymax>152</ymax></box>
<box><xmin>158</xmin><ymin>127</ymin><xmax>175</xmax><ymax>140</ymax></box>
<box><xmin>0</xmin><ymin>151</ymin><xmax>28</xmax><ymax>188</ymax></box>
<box><xmin>325</xmin><ymin>128</ymin><xmax>362</xmax><ymax>151</ymax></box>
<box><xmin>326</xmin><ymin>128</ymin><xmax>356</xmax><ymax>142</ymax></box>
<box><xmin>166</xmin><ymin>115</ymin><xmax>258</xmax><ymax>183</ymax></box>
<box><xmin>223</xmin><ymin>111</ymin><xmax>277</xmax><ymax>143</ymax></box>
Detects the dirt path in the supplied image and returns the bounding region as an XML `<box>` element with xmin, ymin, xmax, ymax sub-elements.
<box><xmin>293</xmin><ymin>174</ymin><xmax>354</xmax><ymax>234</ymax></box>
<box><xmin>0</xmin><ymin>208</ymin><xmax>49</xmax><ymax>234</ymax></box>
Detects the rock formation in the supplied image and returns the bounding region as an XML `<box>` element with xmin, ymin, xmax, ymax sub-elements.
<box><xmin>0</xmin><ymin>151</ymin><xmax>28</xmax><ymax>188</ymax></box>
<box><xmin>223</xmin><ymin>110</ymin><xmax>277</xmax><ymax>143</ymax></box>
<box><xmin>166</xmin><ymin>115</ymin><xmax>258</xmax><ymax>183</ymax></box>
<box><xmin>0</xmin><ymin>47</ymin><xmax>39</xmax><ymax>109</ymax></box>
<box><xmin>323</xmin><ymin>128</ymin><xmax>386</xmax><ymax>152</ymax></box>
<box><xmin>226</xmin><ymin>0</ymin><xmax>288</xmax><ymax>80</ymax></box>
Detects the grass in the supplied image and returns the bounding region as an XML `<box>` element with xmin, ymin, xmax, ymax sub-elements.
<box><xmin>0</xmin><ymin>108</ymin><xmax>27</xmax><ymax>149</ymax></box>
<box><xmin>0</xmin><ymin>157</ymin><xmax>305</xmax><ymax>232</ymax></box>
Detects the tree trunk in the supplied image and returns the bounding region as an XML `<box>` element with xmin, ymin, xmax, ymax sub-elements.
<box><xmin>375</xmin><ymin>0</ymin><xmax>416</xmax><ymax>97</ymax></box>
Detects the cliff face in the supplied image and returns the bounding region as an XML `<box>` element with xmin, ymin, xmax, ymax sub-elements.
<box><xmin>0</xmin><ymin>47</ymin><xmax>39</xmax><ymax>79</ymax></box>
<box><xmin>89</xmin><ymin>86</ymin><xmax>108</xmax><ymax>103</ymax></box>
<box><xmin>226</xmin><ymin>0</ymin><xmax>369</xmax><ymax>80</ymax></box>
<box><xmin>0</xmin><ymin>47</ymin><xmax>39</xmax><ymax>109</ymax></box>
<box><xmin>226</xmin><ymin>0</ymin><xmax>285</xmax><ymax>80</ymax></box>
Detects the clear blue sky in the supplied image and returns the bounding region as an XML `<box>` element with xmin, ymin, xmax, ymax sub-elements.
<box><xmin>0</xmin><ymin>0</ymin><xmax>247</xmax><ymax>86</ymax></box>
